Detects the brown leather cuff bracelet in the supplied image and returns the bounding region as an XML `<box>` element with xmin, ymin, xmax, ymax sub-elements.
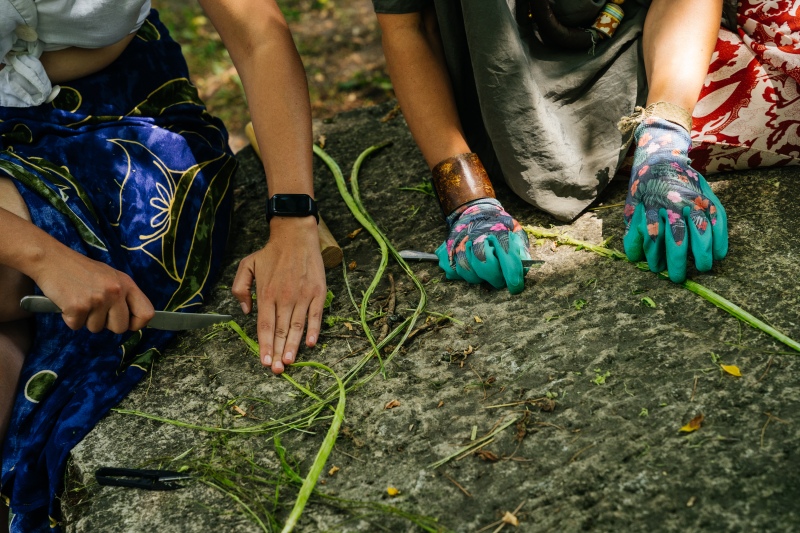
<box><xmin>430</xmin><ymin>153</ymin><xmax>496</xmax><ymax>215</ymax></box>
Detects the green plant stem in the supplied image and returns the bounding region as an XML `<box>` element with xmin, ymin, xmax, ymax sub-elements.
<box><xmin>199</xmin><ymin>479</ymin><xmax>269</xmax><ymax>532</ymax></box>
<box><xmin>313</xmin><ymin>143</ymin><xmax>428</xmax><ymax>389</ymax></box>
<box><xmin>281</xmin><ymin>362</ymin><xmax>346</xmax><ymax>533</ymax></box>
<box><xmin>524</xmin><ymin>225</ymin><xmax>800</xmax><ymax>353</ymax></box>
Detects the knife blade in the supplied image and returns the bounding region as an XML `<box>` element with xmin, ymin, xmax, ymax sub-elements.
<box><xmin>20</xmin><ymin>295</ymin><xmax>232</xmax><ymax>331</ymax></box>
<box><xmin>398</xmin><ymin>250</ymin><xmax>544</xmax><ymax>268</ymax></box>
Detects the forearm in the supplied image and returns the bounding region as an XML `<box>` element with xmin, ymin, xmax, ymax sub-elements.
<box><xmin>199</xmin><ymin>0</ymin><xmax>314</xmax><ymax>198</ymax></box>
<box><xmin>377</xmin><ymin>10</ymin><xmax>470</xmax><ymax>168</ymax></box>
<box><xmin>643</xmin><ymin>0</ymin><xmax>723</xmax><ymax>114</ymax></box>
<box><xmin>0</xmin><ymin>208</ymin><xmax>55</xmax><ymax>281</ymax></box>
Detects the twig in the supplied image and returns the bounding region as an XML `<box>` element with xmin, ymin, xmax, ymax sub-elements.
<box><xmin>441</xmin><ymin>471</ymin><xmax>472</xmax><ymax>497</ymax></box>
<box><xmin>690</xmin><ymin>376</ymin><xmax>698</xmax><ymax>402</ymax></box>
<box><xmin>484</xmin><ymin>397</ymin><xmax>548</xmax><ymax>409</ymax></box>
<box><xmin>377</xmin><ymin>274</ymin><xmax>396</xmax><ymax>343</ymax></box>
<box><xmin>760</xmin><ymin>412</ymin><xmax>790</xmax><ymax>449</ymax></box>
<box><xmin>757</xmin><ymin>356</ymin><xmax>774</xmax><ymax>382</ymax></box>
<box><xmin>568</xmin><ymin>442</ymin><xmax>596</xmax><ymax>464</ymax></box>
<box><xmin>404</xmin><ymin>316</ymin><xmax>450</xmax><ymax>342</ymax></box>
<box><xmin>334</xmin><ymin>446</ymin><xmax>366</xmax><ymax>463</ymax></box>
<box><xmin>429</xmin><ymin>417</ymin><xmax>519</xmax><ymax>469</ymax></box>
<box><xmin>468</xmin><ymin>363</ymin><xmax>488</xmax><ymax>401</ymax></box>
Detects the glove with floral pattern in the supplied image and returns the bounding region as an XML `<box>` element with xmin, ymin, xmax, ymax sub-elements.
<box><xmin>623</xmin><ymin>116</ymin><xmax>728</xmax><ymax>282</ymax></box>
<box><xmin>435</xmin><ymin>198</ymin><xmax>531</xmax><ymax>294</ymax></box>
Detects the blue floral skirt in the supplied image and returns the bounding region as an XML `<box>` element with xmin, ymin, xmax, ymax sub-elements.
<box><xmin>0</xmin><ymin>11</ymin><xmax>235</xmax><ymax>532</ymax></box>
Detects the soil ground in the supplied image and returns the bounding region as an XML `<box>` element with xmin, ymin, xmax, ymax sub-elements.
<box><xmin>63</xmin><ymin>101</ymin><xmax>800</xmax><ymax>532</ymax></box>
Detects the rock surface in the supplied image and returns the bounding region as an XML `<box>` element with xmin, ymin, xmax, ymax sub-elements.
<box><xmin>65</xmin><ymin>102</ymin><xmax>800</xmax><ymax>532</ymax></box>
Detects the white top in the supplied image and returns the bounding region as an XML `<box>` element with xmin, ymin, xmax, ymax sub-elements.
<box><xmin>0</xmin><ymin>0</ymin><xmax>151</xmax><ymax>107</ymax></box>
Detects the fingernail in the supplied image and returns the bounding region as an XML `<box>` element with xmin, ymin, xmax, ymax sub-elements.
<box><xmin>240</xmin><ymin>302</ymin><xmax>248</xmax><ymax>314</ymax></box>
<box><xmin>284</xmin><ymin>351</ymin><xmax>294</xmax><ymax>364</ymax></box>
<box><xmin>262</xmin><ymin>355</ymin><xmax>272</xmax><ymax>366</ymax></box>
<box><xmin>307</xmin><ymin>335</ymin><xmax>316</xmax><ymax>346</ymax></box>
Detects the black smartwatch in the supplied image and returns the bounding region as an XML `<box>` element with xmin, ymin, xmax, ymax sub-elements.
<box><xmin>265</xmin><ymin>194</ymin><xmax>319</xmax><ymax>223</ymax></box>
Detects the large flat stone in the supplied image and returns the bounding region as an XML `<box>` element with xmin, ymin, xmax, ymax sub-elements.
<box><xmin>65</xmin><ymin>102</ymin><xmax>800</xmax><ymax>532</ymax></box>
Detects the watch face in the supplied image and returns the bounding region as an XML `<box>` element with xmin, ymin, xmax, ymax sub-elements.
<box><xmin>273</xmin><ymin>195</ymin><xmax>313</xmax><ymax>214</ymax></box>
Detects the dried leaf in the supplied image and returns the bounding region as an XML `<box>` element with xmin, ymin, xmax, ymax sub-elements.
<box><xmin>476</xmin><ymin>450</ymin><xmax>499</xmax><ymax>462</ymax></box>
<box><xmin>721</xmin><ymin>364</ymin><xmax>742</xmax><ymax>377</ymax></box>
<box><xmin>384</xmin><ymin>399</ymin><xmax>401</xmax><ymax>410</ymax></box>
<box><xmin>437</xmin><ymin>401</ymin><xmax>444</xmax><ymax>408</ymax></box>
<box><xmin>232</xmin><ymin>405</ymin><xmax>247</xmax><ymax>417</ymax></box>
<box><xmin>474</xmin><ymin>316</ymin><xmax>483</xmax><ymax>323</ymax></box>
<box><xmin>380</xmin><ymin>103</ymin><xmax>401</xmax><ymax>123</ymax></box>
<box><xmin>348</xmin><ymin>260</ymin><xmax>357</xmax><ymax>271</ymax></box>
<box><xmin>387</xmin><ymin>487</ymin><xmax>400</xmax><ymax>496</ymax></box>
<box><xmin>328</xmin><ymin>466</ymin><xmax>340</xmax><ymax>476</ymax></box>
<box><xmin>343</xmin><ymin>322</ymin><xmax>353</xmax><ymax>331</ymax></box>
<box><xmin>347</xmin><ymin>228</ymin><xmax>363</xmax><ymax>239</ymax></box>
<box><xmin>317</xmin><ymin>134</ymin><xmax>327</xmax><ymax>148</ymax></box>
<box><xmin>502</xmin><ymin>511</ymin><xmax>519</xmax><ymax>526</ymax></box>
<box><xmin>680</xmin><ymin>413</ymin><xmax>704</xmax><ymax>433</ymax></box>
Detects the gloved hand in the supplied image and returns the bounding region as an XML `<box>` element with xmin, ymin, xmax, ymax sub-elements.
<box><xmin>623</xmin><ymin>117</ymin><xmax>728</xmax><ymax>283</ymax></box>
<box><xmin>435</xmin><ymin>198</ymin><xmax>531</xmax><ymax>294</ymax></box>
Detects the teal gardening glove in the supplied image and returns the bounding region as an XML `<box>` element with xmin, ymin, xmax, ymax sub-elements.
<box><xmin>435</xmin><ymin>198</ymin><xmax>532</xmax><ymax>294</ymax></box>
<box><xmin>623</xmin><ymin>116</ymin><xmax>728</xmax><ymax>282</ymax></box>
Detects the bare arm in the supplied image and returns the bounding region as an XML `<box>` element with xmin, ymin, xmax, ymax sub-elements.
<box><xmin>38</xmin><ymin>34</ymin><xmax>137</xmax><ymax>84</ymax></box>
<box><xmin>198</xmin><ymin>0</ymin><xmax>326</xmax><ymax>374</ymax></box>
<box><xmin>0</xmin><ymin>205</ymin><xmax>154</xmax><ymax>331</ymax></box>
<box><xmin>643</xmin><ymin>0</ymin><xmax>723</xmax><ymax>114</ymax></box>
<box><xmin>377</xmin><ymin>9</ymin><xmax>470</xmax><ymax>168</ymax></box>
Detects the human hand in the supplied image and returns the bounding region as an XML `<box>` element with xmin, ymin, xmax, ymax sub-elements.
<box><xmin>434</xmin><ymin>198</ymin><xmax>531</xmax><ymax>294</ymax></box>
<box><xmin>232</xmin><ymin>217</ymin><xmax>326</xmax><ymax>375</ymax></box>
<box><xmin>623</xmin><ymin>117</ymin><xmax>728</xmax><ymax>283</ymax></box>
<box><xmin>31</xmin><ymin>244</ymin><xmax>155</xmax><ymax>333</ymax></box>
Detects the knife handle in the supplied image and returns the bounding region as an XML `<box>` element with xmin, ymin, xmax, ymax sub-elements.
<box><xmin>20</xmin><ymin>295</ymin><xmax>62</xmax><ymax>313</ymax></box>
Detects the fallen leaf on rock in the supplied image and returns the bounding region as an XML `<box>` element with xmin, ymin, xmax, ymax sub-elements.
<box><xmin>502</xmin><ymin>511</ymin><xmax>519</xmax><ymax>526</ymax></box>
<box><xmin>328</xmin><ymin>466</ymin><xmax>340</xmax><ymax>476</ymax></box>
<box><xmin>476</xmin><ymin>450</ymin><xmax>499</xmax><ymax>462</ymax></box>
<box><xmin>384</xmin><ymin>399</ymin><xmax>401</xmax><ymax>410</ymax></box>
<box><xmin>680</xmin><ymin>413</ymin><xmax>704</xmax><ymax>433</ymax></box>
<box><xmin>437</xmin><ymin>401</ymin><xmax>444</xmax><ymax>408</ymax></box>
<box><xmin>232</xmin><ymin>405</ymin><xmax>247</xmax><ymax>417</ymax></box>
<box><xmin>347</xmin><ymin>228</ymin><xmax>362</xmax><ymax>239</ymax></box>
<box><xmin>474</xmin><ymin>316</ymin><xmax>483</xmax><ymax>323</ymax></box>
<box><xmin>387</xmin><ymin>487</ymin><xmax>400</xmax><ymax>497</ymax></box>
<box><xmin>721</xmin><ymin>364</ymin><xmax>742</xmax><ymax>377</ymax></box>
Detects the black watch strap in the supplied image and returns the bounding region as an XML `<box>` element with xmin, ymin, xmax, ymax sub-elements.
<box><xmin>265</xmin><ymin>194</ymin><xmax>319</xmax><ymax>223</ymax></box>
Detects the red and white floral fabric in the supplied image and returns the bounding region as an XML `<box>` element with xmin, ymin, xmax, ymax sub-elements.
<box><xmin>690</xmin><ymin>0</ymin><xmax>800</xmax><ymax>173</ymax></box>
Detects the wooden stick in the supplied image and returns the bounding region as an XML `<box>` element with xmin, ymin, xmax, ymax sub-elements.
<box><xmin>244</xmin><ymin>122</ymin><xmax>343</xmax><ymax>268</ymax></box>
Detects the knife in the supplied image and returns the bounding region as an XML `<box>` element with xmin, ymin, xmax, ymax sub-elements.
<box><xmin>20</xmin><ymin>295</ymin><xmax>232</xmax><ymax>331</ymax></box>
<box><xmin>398</xmin><ymin>250</ymin><xmax>544</xmax><ymax>268</ymax></box>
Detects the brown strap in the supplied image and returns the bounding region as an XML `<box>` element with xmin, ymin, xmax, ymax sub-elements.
<box><xmin>431</xmin><ymin>153</ymin><xmax>496</xmax><ymax>215</ymax></box>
